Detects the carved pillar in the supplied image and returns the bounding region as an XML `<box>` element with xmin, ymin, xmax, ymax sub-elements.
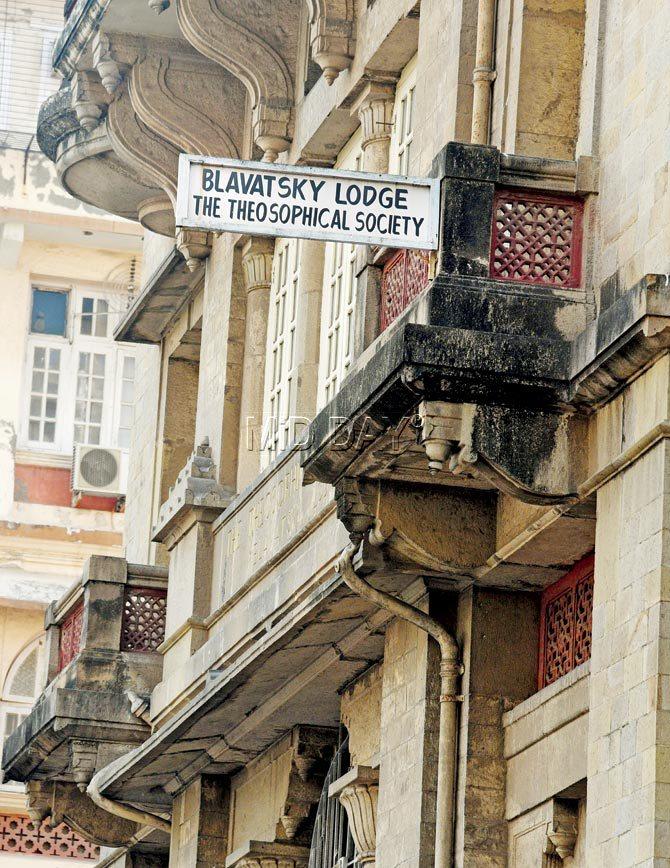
<box><xmin>152</xmin><ymin>439</ymin><xmax>232</xmax><ymax>675</ymax></box>
<box><xmin>351</xmin><ymin>78</ymin><xmax>396</xmax><ymax>355</ymax></box>
<box><xmin>329</xmin><ymin>766</ymin><xmax>379</xmax><ymax>866</ymax></box>
<box><xmin>354</xmin><ymin>79</ymin><xmax>396</xmax><ymax>175</ymax></box>
<box><xmin>225</xmin><ymin>841</ymin><xmax>309</xmax><ymax>868</ymax></box>
<box><xmin>237</xmin><ymin>237</ymin><xmax>274</xmax><ymax>491</ymax></box>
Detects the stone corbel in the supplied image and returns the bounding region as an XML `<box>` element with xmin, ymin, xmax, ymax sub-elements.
<box><xmin>176</xmin><ymin>0</ymin><xmax>294</xmax><ymax>160</ymax></box>
<box><xmin>543</xmin><ymin>799</ymin><xmax>579</xmax><ymax>863</ymax></box>
<box><xmin>129</xmin><ymin>49</ymin><xmax>243</xmax><ymax>158</ymax></box>
<box><xmin>92</xmin><ymin>32</ymin><xmax>139</xmax><ymax>95</ymax></box>
<box><xmin>329</xmin><ymin>765</ymin><xmax>379</xmax><ymax>866</ymax></box>
<box><xmin>308</xmin><ymin>0</ymin><xmax>356</xmax><ymax>84</ymax></box>
<box><xmin>26</xmin><ymin>780</ymin><xmax>53</xmax><ymax>823</ymax></box>
<box><xmin>176</xmin><ymin>228</ymin><xmax>214</xmax><ymax>272</ymax></box>
<box><xmin>71</xmin><ymin>70</ymin><xmax>109</xmax><ymax>132</ymax></box>
<box><xmin>50</xmin><ymin>781</ymin><xmax>141</xmax><ymax>847</ymax></box>
<box><xmin>70</xmin><ymin>740</ymin><xmax>98</xmax><ymax>792</ymax></box>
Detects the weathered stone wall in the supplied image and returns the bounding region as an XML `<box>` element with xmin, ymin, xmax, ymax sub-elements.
<box><xmin>341</xmin><ymin>664</ymin><xmax>383</xmax><ymax>767</ymax></box>
<box><xmin>580</xmin><ymin>0</ymin><xmax>670</xmax><ymax>298</ymax></box>
<box><xmin>376</xmin><ymin>614</ymin><xmax>440</xmax><ymax>868</ymax></box>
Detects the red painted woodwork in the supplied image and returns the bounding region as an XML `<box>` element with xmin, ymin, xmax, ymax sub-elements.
<box><xmin>120</xmin><ymin>587</ymin><xmax>167</xmax><ymax>652</ymax></box>
<box><xmin>14</xmin><ymin>465</ymin><xmax>117</xmax><ymax>511</ymax></box>
<box><xmin>489</xmin><ymin>189</ymin><xmax>583</xmax><ymax>288</ymax></box>
<box><xmin>58</xmin><ymin>602</ymin><xmax>84</xmax><ymax>672</ymax></box>
<box><xmin>0</xmin><ymin>815</ymin><xmax>99</xmax><ymax>858</ymax></box>
<box><xmin>380</xmin><ymin>248</ymin><xmax>430</xmax><ymax>330</ymax></box>
<box><xmin>538</xmin><ymin>555</ymin><xmax>594</xmax><ymax>689</ymax></box>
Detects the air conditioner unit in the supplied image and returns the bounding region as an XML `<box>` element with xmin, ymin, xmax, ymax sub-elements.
<box><xmin>71</xmin><ymin>445</ymin><xmax>128</xmax><ymax>497</ymax></box>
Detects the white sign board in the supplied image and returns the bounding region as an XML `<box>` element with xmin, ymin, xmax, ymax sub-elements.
<box><xmin>176</xmin><ymin>155</ymin><xmax>440</xmax><ymax>250</ymax></box>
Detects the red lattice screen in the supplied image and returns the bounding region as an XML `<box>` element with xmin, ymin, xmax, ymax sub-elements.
<box><xmin>538</xmin><ymin>555</ymin><xmax>594</xmax><ymax>689</ymax></box>
<box><xmin>380</xmin><ymin>248</ymin><xmax>430</xmax><ymax>330</ymax></box>
<box><xmin>58</xmin><ymin>602</ymin><xmax>84</xmax><ymax>672</ymax></box>
<box><xmin>120</xmin><ymin>587</ymin><xmax>167</xmax><ymax>652</ymax></box>
<box><xmin>0</xmin><ymin>815</ymin><xmax>99</xmax><ymax>859</ymax></box>
<box><xmin>490</xmin><ymin>189</ymin><xmax>583</xmax><ymax>288</ymax></box>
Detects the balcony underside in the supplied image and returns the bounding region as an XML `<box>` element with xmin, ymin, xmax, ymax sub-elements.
<box><xmin>90</xmin><ymin>574</ymin><xmax>410</xmax><ymax>813</ymax></box>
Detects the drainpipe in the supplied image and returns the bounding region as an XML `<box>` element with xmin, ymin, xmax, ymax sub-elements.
<box><xmin>87</xmin><ymin>768</ymin><xmax>171</xmax><ymax>835</ymax></box>
<box><xmin>471</xmin><ymin>0</ymin><xmax>497</xmax><ymax>145</ymax></box>
<box><xmin>337</xmin><ymin>545</ymin><xmax>462</xmax><ymax>868</ymax></box>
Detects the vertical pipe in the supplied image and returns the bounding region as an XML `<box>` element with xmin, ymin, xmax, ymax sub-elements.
<box><xmin>471</xmin><ymin>0</ymin><xmax>497</xmax><ymax>145</ymax></box>
<box><xmin>337</xmin><ymin>546</ymin><xmax>462</xmax><ymax>868</ymax></box>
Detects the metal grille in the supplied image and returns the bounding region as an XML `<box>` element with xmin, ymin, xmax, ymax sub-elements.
<box><xmin>380</xmin><ymin>248</ymin><xmax>430</xmax><ymax>331</ymax></box>
<box><xmin>538</xmin><ymin>556</ymin><xmax>594</xmax><ymax>688</ymax></box>
<box><xmin>309</xmin><ymin>736</ymin><xmax>356</xmax><ymax>868</ymax></box>
<box><xmin>0</xmin><ymin>815</ymin><xmax>99</xmax><ymax>858</ymax></box>
<box><xmin>58</xmin><ymin>602</ymin><xmax>83</xmax><ymax>672</ymax></box>
<box><xmin>120</xmin><ymin>587</ymin><xmax>167</xmax><ymax>652</ymax></box>
<box><xmin>489</xmin><ymin>189</ymin><xmax>583</xmax><ymax>288</ymax></box>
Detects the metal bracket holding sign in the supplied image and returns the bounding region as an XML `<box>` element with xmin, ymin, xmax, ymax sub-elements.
<box><xmin>176</xmin><ymin>154</ymin><xmax>440</xmax><ymax>250</ymax></box>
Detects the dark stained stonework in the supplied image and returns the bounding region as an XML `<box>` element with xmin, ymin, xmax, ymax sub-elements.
<box><xmin>36</xmin><ymin>85</ymin><xmax>79</xmax><ymax>163</ymax></box>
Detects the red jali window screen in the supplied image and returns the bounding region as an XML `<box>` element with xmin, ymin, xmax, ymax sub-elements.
<box><xmin>380</xmin><ymin>248</ymin><xmax>430</xmax><ymax>330</ymax></box>
<box><xmin>490</xmin><ymin>189</ymin><xmax>583</xmax><ymax>288</ymax></box>
<box><xmin>538</xmin><ymin>555</ymin><xmax>594</xmax><ymax>689</ymax></box>
<box><xmin>58</xmin><ymin>602</ymin><xmax>84</xmax><ymax>672</ymax></box>
<box><xmin>0</xmin><ymin>815</ymin><xmax>99</xmax><ymax>858</ymax></box>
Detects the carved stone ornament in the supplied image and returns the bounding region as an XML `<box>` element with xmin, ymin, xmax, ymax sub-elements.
<box><xmin>70</xmin><ymin>740</ymin><xmax>98</xmax><ymax>792</ymax></box>
<box><xmin>543</xmin><ymin>799</ymin><xmax>579</xmax><ymax>863</ymax></box>
<box><xmin>308</xmin><ymin>0</ymin><xmax>356</xmax><ymax>84</ymax></box>
<box><xmin>329</xmin><ymin>765</ymin><xmax>379</xmax><ymax>865</ymax></box>
<box><xmin>176</xmin><ymin>228</ymin><xmax>213</xmax><ymax>271</ymax></box>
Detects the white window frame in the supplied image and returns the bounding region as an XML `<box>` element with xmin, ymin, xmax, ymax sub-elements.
<box><xmin>20</xmin><ymin>282</ymin><xmax>136</xmax><ymax>455</ymax></box>
<box><xmin>389</xmin><ymin>54</ymin><xmax>417</xmax><ymax>177</ymax></box>
<box><xmin>262</xmin><ymin>239</ymin><xmax>301</xmax><ymax>463</ymax></box>
<box><xmin>317</xmin><ymin>128</ymin><xmax>363</xmax><ymax>408</ymax></box>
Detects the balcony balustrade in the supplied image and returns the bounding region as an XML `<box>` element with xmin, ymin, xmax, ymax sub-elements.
<box><xmin>2</xmin><ymin>557</ymin><xmax>168</xmax><ymax>851</ymax></box>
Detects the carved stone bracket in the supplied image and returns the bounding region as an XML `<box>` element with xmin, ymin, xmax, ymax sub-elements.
<box><xmin>70</xmin><ymin>740</ymin><xmax>98</xmax><ymax>792</ymax></box>
<box><xmin>308</xmin><ymin>0</ymin><xmax>356</xmax><ymax>84</ymax></box>
<box><xmin>71</xmin><ymin>70</ymin><xmax>110</xmax><ymax>132</ymax></box>
<box><xmin>26</xmin><ymin>781</ymin><xmax>52</xmax><ymax>823</ymax></box>
<box><xmin>543</xmin><ymin>798</ymin><xmax>579</xmax><ymax>864</ymax></box>
<box><xmin>353</xmin><ymin>78</ymin><xmax>397</xmax><ymax>172</ymax></box>
<box><xmin>176</xmin><ymin>0</ymin><xmax>294</xmax><ymax>159</ymax></box>
<box><xmin>329</xmin><ymin>765</ymin><xmax>379</xmax><ymax>866</ymax></box>
<box><xmin>92</xmin><ymin>32</ymin><xmax>140</xmax><ymax>95</ymax></box>
<box><xmin>176</xmin><ymin>228</ymin><xmax>214</xmax><ymax>272</ymax></box>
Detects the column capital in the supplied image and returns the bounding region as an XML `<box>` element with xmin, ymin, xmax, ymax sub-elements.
<box><xmin>242</xmin><ymin>236</ymin><xmax>275</xmax><ymax>293</ymax></box>
<box><xmin>225</xmin><ymin>840</ymin><xmax>309</xmax><ymax>868</ymax></box>
<box><xmin>352</xmin><ymin>77</ymin><xmax>397</xmax><ymax>153</ymax></box>
<box><xmin>329</xmin><ymin>765</ymin><xmax>379</xmax><ymax>865</ymax></box>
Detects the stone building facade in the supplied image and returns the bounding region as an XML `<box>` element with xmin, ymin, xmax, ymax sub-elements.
<box><xmin>3</xmin><ymin>0</ymin><xmax>670</xmax><ymax>866</ymax></box>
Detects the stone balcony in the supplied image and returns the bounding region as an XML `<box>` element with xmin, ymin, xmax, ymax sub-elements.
<box><xmin>2</xmin><ymin>557</ymin><xmax>168</xmax><ymax>851</ymax></box>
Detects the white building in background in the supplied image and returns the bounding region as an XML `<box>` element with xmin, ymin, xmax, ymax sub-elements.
<box><xmin>0</xmin><ymin>0</ymin><xmax>144</xmax><ymax>860</ymax></box>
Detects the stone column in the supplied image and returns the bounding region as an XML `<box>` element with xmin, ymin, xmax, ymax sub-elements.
<box><xmin>237</xmin><ymin>237</ymin><xmax>274</xmax><ymax>491</ymax></box>
<box><xmin>352</xmin><ymin>79</ymin><xmax>396</xmax><ymax>356</ymax></box>
<box><xmin>169</xmin><ymin>775</ymin><xmax>230</xmax><ymax>867</ymax></box>
<box><xmin>330</xmin><ymin>766</ymin><xmax>379</xmax><ymax>866</ymax></box>
<box><xmin>586</xmin><ymin>437</ymin><xmax>670</xmax><ymax>865</ymax></box>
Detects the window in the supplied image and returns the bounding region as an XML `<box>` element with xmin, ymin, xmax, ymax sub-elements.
<box><xmin>389</xmin><ymin>55</ymin><xmax>417</xmax><ymax>176</ymax></box>
<box><xmin>28</xmin><ymin>346</ymin><xmax>60</xmax><ymax>443</ymax></box>
<box><xmin>117</xmin><ymin>356</ymin><xmax>136</xmax><ymax>449</ymax></box>
<box><xmin>30</xmin><ymin>289</ymin><xmax>68</xmax><ymax>336</ymax></box>
<box><xmin>317</xmin><ymin>129</ymin><xmax>363</xmax><ymax>407</ymax></box>
<box><xmin>23</xmin><ymin>285</ymin><xmax>135</xmax><ymax>454</ymax></box>
<box><xmin>80</xmin><ymin>297</ymin><xmax>109</xmax><ymax>337</ymax></box>
<box><xmin>1</xmin><ymin>637</ymin><xmax>44</xmax><ymax>755</ymax></box>
<box><xmin>74</xmin><ymin>352</ymin><xmax>106</xmax><ymax>445</ymax></box>
<box><xmin>263</xmin><ymin>238</ymin><xmax>300</xmax><ymax>461</ymax></box>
